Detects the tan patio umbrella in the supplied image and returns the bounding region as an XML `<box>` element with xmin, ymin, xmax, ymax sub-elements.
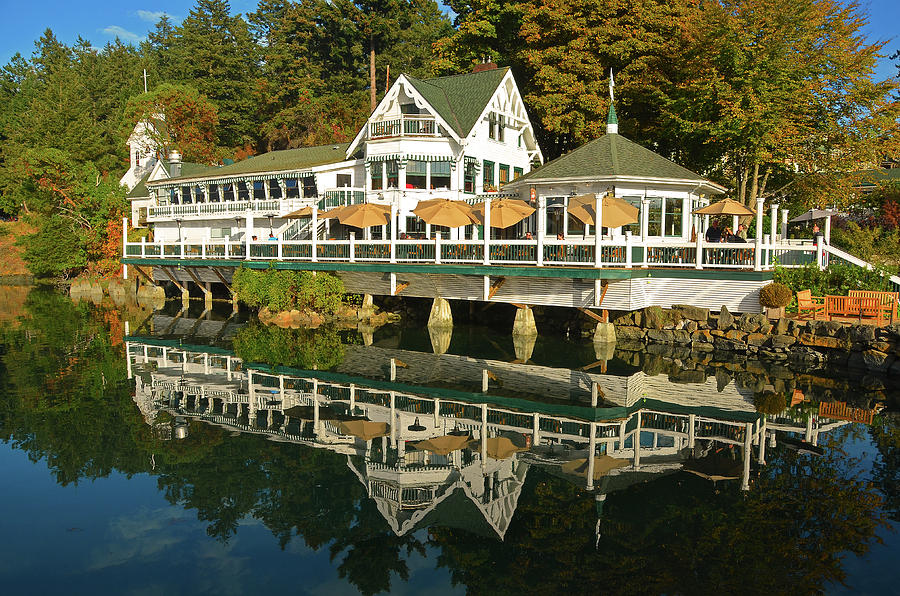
<box><xmin>476</xmin><ymin>436</ymin><xmax>527</xmax><ymax>460</ymax></box>
<box><xmin>567</xmin><ymin>194</ymin><xmax>639</xmax><ymax>228</ymax></box>
<box><xmin>471</xmin><ymin>198</ymin><xmax>535</xmax><ymax>228</ymax></box>
<box><xmin>412</xmin><ymin>198</ymin><xmax>479</xmax><ymax>228</ymax></box>
<box><xmin>337</xmin><ymin>420</ymin><xmax>391</xmax><ymax>441</ymax></box>
<box><xmin>284</xmin><ymin>206</ymin><xmax>313</xmax><ymax>218</ymax></box>
<box><xmin>413</xmin><ymin>434</ymin><xmax>471</xmax><ymax>456</ymax></box>
<box><xmin>322</xmin><ymin>205</ymin><xmax>349</xmax><ymax>219</ymax></box>
<box><xmin>337</xmin><ymin>203</ymin><xmax>391</xmax><ymax>228</ymax></box>
<box><xmin>561</xmin><ymin>455</ymin><xmax>629</xmax><ymax>480</ymax></box>
<box><xmin>693</xmin><ymin>198</ymin><xmax>756</xmax><ymax>217</ymax></box>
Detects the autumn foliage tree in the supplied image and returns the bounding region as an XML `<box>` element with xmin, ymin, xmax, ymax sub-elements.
<box><xmin>123</xmin><ymin>83</ymin><xmax>221</xmax><ymax>164</ymax></box>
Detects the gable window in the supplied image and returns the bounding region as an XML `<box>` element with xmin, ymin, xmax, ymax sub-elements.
<box><xmin>464</xmin><ymin>157</ymin><xmax>477</xmax><ymax>194</ymax></box>
<box><xmin>386</xmin><ymin>160</ymin><xmax>399</xmax><ymax>189</ymax></box>
<box><xmin>513</xmin><ymin>167</ymin><xmax>523</xmax><ymax>180</ymax></box>
<box><xmin>371</xmin><ymin>162</ymin><xmax>383</xmax><ymax>190</ymax></box>
<box><xmin>407</xmin><ymin>160</ymin><xmax>427</xmax><ymax>189</ymax></box>
<box><xmin>483</xmin><ymin>160</ymin><xmax>495</xmax><ymax>191</ymax></box>
<box><xmin>431</xmin><ymin>161</ymin><xmax>451</xmax><ymax>189</ymax></box>
<box><xmin>498</xmin><ymin>164</ymin><xmax>510</xmax><ymax>187</ymax></box>
<box><xmin>498</xmin><ymin>115</ymin><xmax>505</xmax><ymax>142</ymax></box>
<box><xmin>488</xmin><ymin>113</ymin><xmax>497</xmax><ymax>140</ymax></box>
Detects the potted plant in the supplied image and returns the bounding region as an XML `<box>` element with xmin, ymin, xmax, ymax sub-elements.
<box><xmin>758</xmin><ymin>282</ymin><xmax>792</xmax><ymax>319</ymax></box>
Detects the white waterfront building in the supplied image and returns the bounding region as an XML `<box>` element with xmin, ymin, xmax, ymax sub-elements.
<box><xmin>137</xmin><ymin>64</ymin><xmax>543</xmax><ymax>244</ymax></box>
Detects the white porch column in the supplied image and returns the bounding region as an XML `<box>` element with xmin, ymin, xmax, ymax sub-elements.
<box><xmin>349</xmin><ymin>232</ymin><xmax>355</xmax><ymax>262</ymax></box>
<box><xmin>263</xmin><ymin>179</ymin><xmax>271</xmax><ymax>200</ymax></box>
<box><xmin>732</xmin><ymin>214</ymin><xmax>739</xmax><ymax>233</ymax></box>
<box><xmin>753</xmin><ymin>197</ymin><xmax>764</xmax><ymax>271</ymax></box>
<box><xmin>586</xmin><ymin>422</ymin><xmax>597</xmax><ymax>491</ymax></box>
<box><xmin>594</xmin><ymin>193</ymin><xmax>603</xmax><ymax>268</ymax></box>
<box><xmin>311</xmin><ymin>204</ymin><xmax>318</xmax><ymax>262</ymax></box>
<box><xmin>742</xmin><ymin>422</ymin><xmax>753</xmax><ymax>491</ymax></box>
<box><xmin>483</xmin><ymin>195</ymin><xmax>492</xmax><ymax>265</ymax></box>
<box><xmin>768</xmin><ymin>203</ymin><xmax>779</xmax><ymax>269</ymax></box>
<box><xmin>640</xmin><ymin>198</ymin><xmax>650</xmax><ymax>240</ymax></box>
<box><xmin>625</xmin><ymin>231</ymin><xmax>633</xmax><ymax>268</ymax></box>
<box><xmin>245</xmin><ymin>211</ymin><xmax>253</xmax><ymax>258</ymax></box>
<box><xmin>536</xmin><ymin>195</ymin><xmax>545</xmax><ymax>266</ymax></box>
<box><xmin>633</xmin><ymin>411</ymin><xmax>642</xmax><ymax>469</ymax></box>
<box><xmin>390</xmin><ymin>202</ymin><xmax>398</xmax><ymax>263</ymax></box>
<box><xmin>824</xmin><ymin>214</ymin><xmax>832</xmax><ymax>245</ymax></box>
<box><xmin>781</xmin><ymin>209</ymin><xmax>788</xmax><ymax>241</ymax></box>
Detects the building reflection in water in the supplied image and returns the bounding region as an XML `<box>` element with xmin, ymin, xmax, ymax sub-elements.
<box><xmin>125</xmin><ymin>333</ymin><xmax>853</xmax><ymax>541</ymax></box>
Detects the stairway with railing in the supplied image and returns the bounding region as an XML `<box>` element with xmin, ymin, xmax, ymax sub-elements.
<box><xmin>820</xmin><ymin>243</ymin><xmax>900</xmax><ymax>292</ymax></box>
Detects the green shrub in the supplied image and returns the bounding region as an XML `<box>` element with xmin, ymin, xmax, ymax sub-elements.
<box><xmin>774</xmin><ymin>263</ymin><xmax>897</xmax><ymax>310</ymax></box>
<box><xmin>232</xmin><ymin>323</ymin><xmax>347</xmax><ymax>370</ymax></box>
<box><xmin>231</xmin><ymin>266</ymin><xmax>346</xmax><ymax>313</ymax></box>
<box><xmin>753</xmin><ymin>391</ymin><xmax>788</xmax><ymax>415</ymax></box>
<box><xmin>759</xmin><ymin>282</ymin><xmax>793</xmax><ymax>307</ymax></box>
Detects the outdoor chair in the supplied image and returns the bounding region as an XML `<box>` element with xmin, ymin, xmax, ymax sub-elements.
<box><xmin>796</xmin><ymin>289</ymin><xmax>826</xmax><ymax>320</ymax></box>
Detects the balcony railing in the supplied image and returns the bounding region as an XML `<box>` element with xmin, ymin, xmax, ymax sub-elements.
<box><xmin>123</xmin><ymin>234</ymin><xmax>820</xmax><ymax>272</ymax></box>
<box><xmin>370</xmin><ymin>115</ymin><xmax>438</xmax><ymax>139</ymax></box>
<box><xmin>319</xmin><ymin>188</ymin><xmax>366</xmax><ymax>210</ymax></box>
<box><xmin>148</xmin><ymin>199</ymin><xmax>297</xmax><ymax>221</ymax></box>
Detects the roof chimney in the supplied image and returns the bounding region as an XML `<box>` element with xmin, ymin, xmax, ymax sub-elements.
<box><xmin>168</xmin><ymin>149</ymin><xmax>182</xmax><ymax>178</ymax></box>
<box><xmin>472</xmin><ymin>57</ymin><xmax>498</xmax><ymax>73</ymax></box>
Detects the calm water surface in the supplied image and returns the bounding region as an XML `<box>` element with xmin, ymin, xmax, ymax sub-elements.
<box><xmin>1</xmin><ymin>289</ymin><xmax>897</xmax><ymax>595</ymax></box>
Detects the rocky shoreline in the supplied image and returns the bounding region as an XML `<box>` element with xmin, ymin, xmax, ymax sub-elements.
<box><xmin>612</xmin><ymin>305</ymin><xmax>900</xmax><ymax>376</ymax></box>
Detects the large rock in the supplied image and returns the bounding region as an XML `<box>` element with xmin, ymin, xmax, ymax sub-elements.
<box><xmin>849</xmin><ymin>325</ymin><xmax>876</xmax><ymax>345</ymax></box>
<box><xmin>798</xmin><ymin>333</ymin><xmax>848</xmax><ymax>350</ymax></box>
<box><xmin>746</xmin><ymin>333</ymin><xmax>768</xmax><ymax>347</ymax></box>
<box><xmin>672</xmin><ymin>304</ymin><xmax>709</xmax><ymax>323</ymax></box>
<box><xmin>717</xmin><ymin>306</ymin><xmax>734</xmax><ymax>330</ymax></box>
<box><xmin>691</xmin><ymin>330</ymin><xmax>713</xmax><ymax>344</ymax></box>
<box><xmin>647</xmin><ymin>329</ymin><xmax>677</xmax><ymax>343</ymax></box>
<box><xmin>616</xmin><ymin>326</ymin><xmax>646</xmax><ymax>341</ymax></box>
<box><xmin>774</xmin><ymin>318</ymin><xmax>790</xmax><ymax>336</ymax></box>
<box><xmin>862</xmin><ymin>349</ymin><xmax>892</xmax><ymax>372</ymax></box>
<box><xmin>737</xmin><ymin>313</ymin><xmax>762</xmax><ymax>333</ymax></box>
<box><xmin>769</xmin><ymin>335</ymin><xmax>797</xmax><ymax>349</ymax></box>
<box><xmin>643</xmin><ymin>306</ymin><xmax>669</xmax><ymax>330</ymax></box>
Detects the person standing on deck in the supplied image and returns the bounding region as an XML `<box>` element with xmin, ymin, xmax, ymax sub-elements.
<box><xmin>736</xmin><ymin>223</ymin><xmax>748</xmax><ymax>240</ymax></box>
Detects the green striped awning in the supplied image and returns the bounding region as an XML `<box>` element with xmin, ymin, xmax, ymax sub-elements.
<box><xmin>150</xmin><ymin>170</ymin><xmax>314</xmax><ymax>190</ymax></box>
<box><xmin>406</xmin><ymin>154</ymin><xmax>456</xmax><ymax>163</ymax></box>
<box><xmin>365</xmin><ymin>154</ymin><xmax>401</xmax><ymax>163</ymax></box>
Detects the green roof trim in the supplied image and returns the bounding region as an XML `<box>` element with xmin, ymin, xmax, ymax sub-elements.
<box><xmin>159</xmin><ymin>143</ymin><xmax>352</xmax><ymax>185</ymax></box>
<box><xmin>405</xmin><ymin>68</ymin><xmax>509</xmax><ymax>137</ymax></box>
<box><xmin>509</xmin><ymin>133</ymin><xmax>714</xmax><ymax>185</ymax></box>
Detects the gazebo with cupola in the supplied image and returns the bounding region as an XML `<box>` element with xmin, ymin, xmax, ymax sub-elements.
<box><xmin>504</xmin><ymin>82</ymin><xmax>727</xmax><ymax>254</ymax></box>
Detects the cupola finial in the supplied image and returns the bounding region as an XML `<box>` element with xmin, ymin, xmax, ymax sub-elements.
<box><xmin>607</xmin><ymin>69</ymin><xmax>618</xmax><ymax>134</ymax></box>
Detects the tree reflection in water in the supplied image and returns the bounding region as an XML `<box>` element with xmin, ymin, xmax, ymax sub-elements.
<box><xmin>0</xmin><ymin>290</ymin><xmax>894</xmax><ymax>595</ymax></box>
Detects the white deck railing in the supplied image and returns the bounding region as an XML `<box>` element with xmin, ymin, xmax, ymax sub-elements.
<box><xmin>124</xmin><ymin>234</ymin><xmax>821</xmax><ymax>271</ymax></box>
<box><xmin>147</xmin><ymin>199</ymin><xmax>308</xmax><ymax>221</ymax></box>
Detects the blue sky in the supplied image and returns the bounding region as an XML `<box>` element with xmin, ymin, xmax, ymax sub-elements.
<box><xmin>0</xmin><ymin>0</ymin><xmax>897</xmax><ymax>81</ymax></box>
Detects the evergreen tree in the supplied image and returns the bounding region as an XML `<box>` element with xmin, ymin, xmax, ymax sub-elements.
<box><xmin>170</xmin><ymin>0</ymin><xmax>260</xmax><ymax>149</ymax></box>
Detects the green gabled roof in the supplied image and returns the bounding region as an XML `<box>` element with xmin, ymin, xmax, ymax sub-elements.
<box><xmin>510</xmin><ymin>133</ymin><xmax>713</xmax><ymax>185</ymax></box>
<box><xmin>161</xmin><ymin>143</ymin><xmax>352</xmax><ymax>184</ymax></box>
<box><xmin>127</xmin><ymin>171</ymin><xmax>152</xmax><ymax>199</ymax></box>
<box><xmin>405</xmin><ymin>67</ymin><xmax>510</xmax><ymax>137</ymax></box>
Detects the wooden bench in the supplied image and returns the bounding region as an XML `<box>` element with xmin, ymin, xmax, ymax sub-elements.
<box><xmin>796</xmin><ymin>289</ymin><xmax>826</xmax><ymax>320</ymax></box>
<box><xmin>825</xmin><ymin>295</ymin><xmax>885</xmax><ymax>325</ymax></box>
<box><xmin>848</xmin><ymin>290</ymin><xmax>897</xmax><ymax>324</ymax></box>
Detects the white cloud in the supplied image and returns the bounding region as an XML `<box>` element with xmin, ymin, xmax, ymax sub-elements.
<box><xmin>102</xmin><ymin>25</ymin><xmax>143</xmax><ymax>42</ymax></box>
<box><xmin>137</xmin><ymin>10</ymin><xmax>174</xmax><ymax>23</ymax></box>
